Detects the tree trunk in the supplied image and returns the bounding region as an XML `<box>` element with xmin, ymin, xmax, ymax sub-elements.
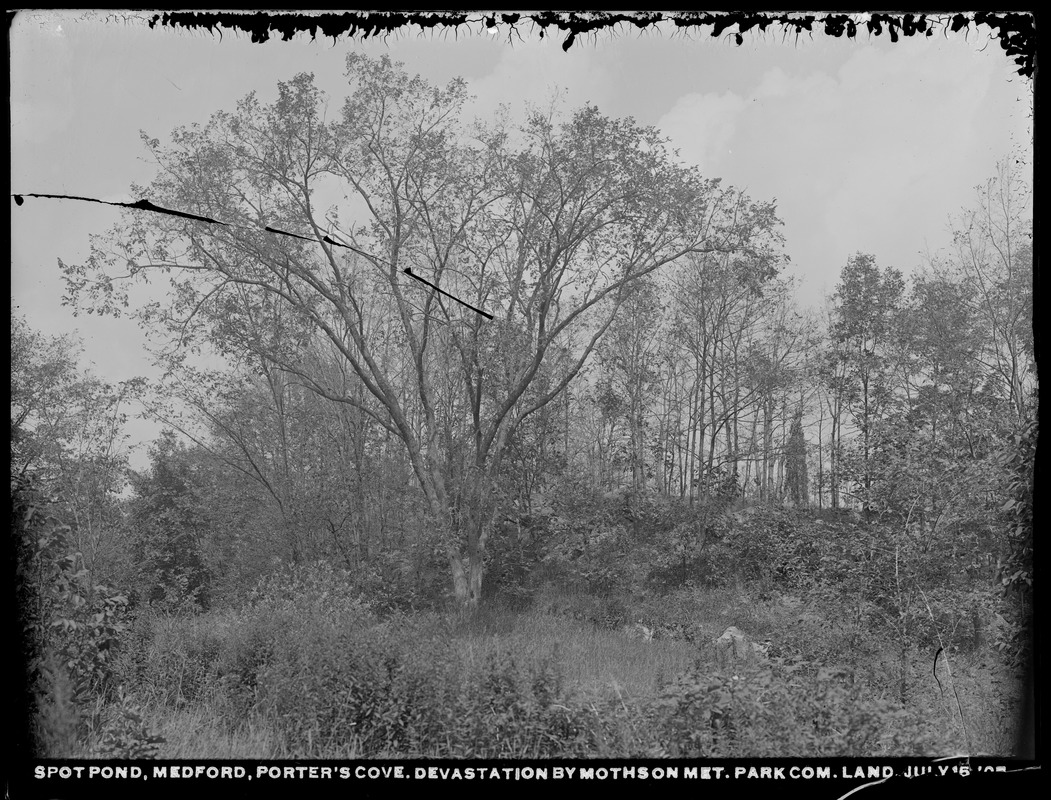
<box><xmin>817</xmin><ymin>405</ymin><xmax>824</xmax><ymax>510</ymax></box>
<box><xmin>442</xmin><ymin>464</ymin><xmax>494</xmax><ymax>611</ymax></box>
<box><xmin>449</xmin><ymin>546</ymin><xmax>485</xmax><ymax>610</ymax></box>
<box><xmin>829</xmin><ymin>403</ymin><xmax>840</xmax><ymax>509</ymax></box>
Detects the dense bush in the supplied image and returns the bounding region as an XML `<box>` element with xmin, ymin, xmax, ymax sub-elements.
<box><xmin>354</xmin><ymin>535</ymin><xmax>450</xmax><ymax>614</ymax></box>
<box><xmin>656</xmin><ymin>662</ymin><xmax>954</xmax><ymax>757</ymax></box>
<box><xmin>14</xmin><ymin>472</ymin><xmax>162</xmax><ymax>757</ymax></box>
<box><xmin>998</xmin><ymin>419</ymin><xmax>1034</xmax><ymax>667</ymax></box>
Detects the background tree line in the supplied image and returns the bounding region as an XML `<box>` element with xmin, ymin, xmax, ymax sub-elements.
<box><xmin>14</xmin><ymin>54</ymin><xmax>1030</xmax><ymax>617</ymax></box>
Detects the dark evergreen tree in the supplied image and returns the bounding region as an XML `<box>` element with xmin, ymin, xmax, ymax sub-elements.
<box><xmin>784</xmin><ymin>410</ymin><xmax>808</xmax><ymax>507</ymax></box>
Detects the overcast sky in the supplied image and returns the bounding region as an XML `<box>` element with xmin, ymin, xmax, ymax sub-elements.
<box><xmin>10</xmin><ymin>11</ymin><xmax>1033</xmax><ymax>464</ymax></box>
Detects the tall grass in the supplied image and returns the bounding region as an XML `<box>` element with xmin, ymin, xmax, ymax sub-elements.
<box><xmin>105</xmin><ymin>565</ymin><xmax>968</xmax><ymax>759</ymax></box>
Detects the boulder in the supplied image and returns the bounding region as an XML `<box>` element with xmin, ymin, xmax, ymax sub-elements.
<box><xmin>713</xmin><ymin>625</ymin><xmax>768</xmax><ymax>667</ymax></box>
<box><xmin>622</xmin><ymin>622</ymin><xmax>654</xmax><ymax>641</ymax></box>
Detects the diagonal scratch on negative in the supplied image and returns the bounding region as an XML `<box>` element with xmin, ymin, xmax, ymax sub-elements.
<box><xmin>12</xmin><ymin>192</ymin><xmax>493</xmax><ymax>320</ymax></box>
<box><xmin>14</xmin><ymin>192</ymin><xmax>224</xmax><ymax>224</ymax></box>
<box><xmin>836</xmin><ymin>776</ymin><xmax>891</xmax><ymax>800</ymax></box>
<box><xmin>838</xmin><ymin>759</ymin><xmax>1041</xmax><ymax>800</ymax></box>
<box><xmin>262</xmin><ymin>225</ymin><xmax>372</xmax><ymax>259</ymax></box>
<box><xmin>403</xmin><ymin>268</ymin><xmax>494</xmax><ymax>321</ymax></box>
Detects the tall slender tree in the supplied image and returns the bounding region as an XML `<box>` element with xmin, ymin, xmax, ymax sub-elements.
<box><xmin>828</xmin><ymin>253</ymin><xmax>904</xmax><ymax>511</ymax></box>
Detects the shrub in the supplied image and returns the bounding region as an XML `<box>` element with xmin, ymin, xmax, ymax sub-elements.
<box><xmin>656</xmin><ymin>661</ymin><xmax>955</xmax><ymax>756</ymax></box>
<box><xmin>95</xmin><ymin>688</ymin><xmax>166</xmax><ymax>758</ymax></box>
<box><xmin>14</xmin><ymin>474</ymin><xmax>131</xmax><ymax>754</ymax></box>
<box><xmin>243</xmin><ymin>614</ymin><xmax>599</xmax><ymax>757</ymax></box>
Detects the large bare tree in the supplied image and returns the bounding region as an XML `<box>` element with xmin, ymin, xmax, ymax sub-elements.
<box><xmin>63</xmin><ymin>55</ymin><xmax>783</xmax><ymax>608</ymax></box>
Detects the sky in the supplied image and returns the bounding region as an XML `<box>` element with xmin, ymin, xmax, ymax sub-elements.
<box><xmin>9</xmin><ymin>11</ymin><xmax>1033</xmax><ymax>466</ymax></box>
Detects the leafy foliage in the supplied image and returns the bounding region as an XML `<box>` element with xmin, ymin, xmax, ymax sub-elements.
<box><xmin>127</xmin><ymin>431</ymin><xmax>213</xmax><ymax>611</ymax></box>
<box><xmin>995</xmin><ymin>417</ymin><xmax>1034</xmax><ymax>665</ymax></box>
<box><xmin>657</xmin><ymin>663</ymin><xmax>952</xmax><ymax>756</ymax></box>
<box><xmin>13</xmin><ymin>472</ymin><xmax>135</xmax><ymax>755</ymax></box>
<box><xmin>999</xmin><ymin>420</ymin><xmax>1035</xmax><ymax>601</ymax></box>
<box><xmin>11</xmin><ymin>315</ymin><xmax>132</xmax><ymax>586</ymax></box>
<box><xmin>96</xmin><ymin>688</ymin><xmax>167</xmax><ymax>758</ymax></box>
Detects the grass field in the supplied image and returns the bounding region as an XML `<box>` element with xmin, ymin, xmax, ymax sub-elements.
<box><xmin>42</xmin><ymin>572</ymin><xmax>1022</xmax><ymax>760</ymax></box>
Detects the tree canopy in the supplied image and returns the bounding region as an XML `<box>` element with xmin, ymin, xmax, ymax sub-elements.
<box><xmin>62</xmin><ymin>54</ymin><xmax>784</xmax><ymax>606</ymax></box>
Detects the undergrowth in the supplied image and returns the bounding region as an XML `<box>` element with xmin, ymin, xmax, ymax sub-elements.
<box><xmin>96</xmin><ymin>563</ymin><xmax>970</xmax><ymax>758</ymax></box>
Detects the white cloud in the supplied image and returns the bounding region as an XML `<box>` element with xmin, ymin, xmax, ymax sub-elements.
<box><xmin>654</xmin><ymin>35</ymin><xmax>1024</xmax><ymax>301</ymax></box>
<box><xmin>464</xmin><ymin>38</ymin><xmax>612</xmax><ymax>125</ymax></box>
<box><xmin>9</xmin><ymin>15</ymin><xmax>75</xmax><ymax>159</ymax></box>
<box><xmin>658</xmin><ymin>90</ymin><xmax>746</xmax><ymax>173</ymax></box>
